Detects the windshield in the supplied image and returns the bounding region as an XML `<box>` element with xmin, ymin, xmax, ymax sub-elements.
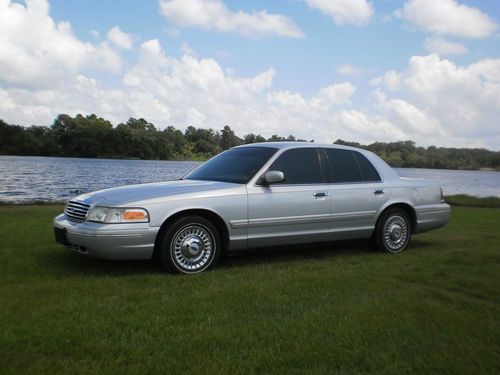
<box><xmin>185</xmin><ymin>147</ymin><xmax>277</xmax><ymax>184</ymax></box>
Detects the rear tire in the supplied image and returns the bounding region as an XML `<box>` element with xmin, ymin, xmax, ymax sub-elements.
<box><xmin>159</xmin><ymin>215</ymin><xmax>221</xmax><ymax>274</ymax></box>
<box><xmin>374</xmin><ymin>207</ymin><xmax>411</xmax><ymax>253</ymax></box>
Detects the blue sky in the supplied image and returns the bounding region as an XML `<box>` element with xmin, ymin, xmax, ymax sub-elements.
<box><xmin>47</xmin><ymin>0</ymin><xmax>498</xmax><ymax>92</ymax></box>
<box><xmin>1</xmin><ymin>0</ymin><xmax>500</xmax><ymax>148</ymax></box>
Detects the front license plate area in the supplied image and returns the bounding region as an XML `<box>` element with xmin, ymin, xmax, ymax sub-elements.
<box><xmin>54</xmin><ymin>227</ymin><xmax>69</xmax><ymax>245</ymax></box>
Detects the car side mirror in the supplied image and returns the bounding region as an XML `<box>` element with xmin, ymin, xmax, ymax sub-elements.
<box><xmin>264</xmin><ymin>170</ymin><xmax>285</xmax><ymax>184</ymax></box>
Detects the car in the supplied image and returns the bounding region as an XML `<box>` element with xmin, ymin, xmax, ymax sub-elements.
<box><xmin>54</xmin><ymin>142</ymin><xmax>451</xmax><ymax>274</ymax></box>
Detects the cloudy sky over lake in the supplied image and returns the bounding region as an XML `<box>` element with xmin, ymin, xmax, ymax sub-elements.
<box><xmin>0</xmin><ymin>0</ymin><xmax>499</xmax><ymax>148</ymax></box>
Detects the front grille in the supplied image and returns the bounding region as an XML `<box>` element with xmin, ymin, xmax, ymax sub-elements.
<box><xmin>65</xmin><ymin>200</ymin><xmax>91</xmax><ymax>221</ymax></box>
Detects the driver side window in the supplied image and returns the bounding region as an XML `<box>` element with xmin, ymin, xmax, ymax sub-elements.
<box><xmin>269</xmin><ymin>148</ymin><xmax>322</xmax><ymax>184</ymax></box>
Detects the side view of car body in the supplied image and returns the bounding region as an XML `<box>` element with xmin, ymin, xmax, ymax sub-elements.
<box><xmin>54</xmin><ymin>143</ymin><xmax>451</xmax><ymax>274</ymax></box>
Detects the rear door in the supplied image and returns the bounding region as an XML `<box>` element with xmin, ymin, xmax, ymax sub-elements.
<box><xmin>322</xmin><ymin>148</ymin><xmax>389</xmax><ymax>239</ymax></box>
<box><xmin>247</xmin><ymin>147</ymin><xmax>332</xmax><ymax>247</ymax></box>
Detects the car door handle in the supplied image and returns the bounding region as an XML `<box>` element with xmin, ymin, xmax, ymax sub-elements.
<box><xmin>373</xmin><ymin>189</ymin><xmax>384</xmax><ymax>195</ymax></box>
<box><xmin>313</xmin><ymin>192</ymin><xmax>329</xmax><ymax>198</ymax></box>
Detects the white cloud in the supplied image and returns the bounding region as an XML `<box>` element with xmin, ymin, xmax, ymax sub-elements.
<box><xmin>1</xmin><ymin>1</ymin><xmax>499</xmax><ymax>149</ymax></box>
<box><xmin>306</xmin><ymin>0</ymin><xmax>374</xmax><ymax>26</ymax></box>
<box><xmin>107</xmin><ymin>26</ymin><xmax>134</xmax><ymax>49</ymax></box>
<box><xmin>396</xmin><ymin>0</ymin><xmax>498</xmax><ymax>38</ymax></box>
<box><xmin>424</xmin><ymin>37</ymin><xmax>468</xmax><ymax>55</ymax></box>
<box><xmin>3</xmin><ymin>37</ymin><xmax>500</xmax><ymax>147</ymax></box>
<box><xmin>180</xmin><ymin>42</ymin><xmax>197</xmax><ymax>57</ymax></box>
<box><xmin>371</xmin><ymin>54</ymin><xmax>500</xmax><ymax>147</ymax></box>
<box><xmin>0</xmin><ymin>0</ymin><xmax>124</xmax><ymax>89</ymax></box>
<box><xmin>373</xmin><ymin>90</ymin><xmax>442</xmax><ymax>136</ymax></box>
<box><xmin>0</xmin><ymin>27</ymin><xmax>400</xmax><ymax>145</ymax></box>
<box><xmin>312</xmin><ymin>82</ymin><xmax>356</xmax><ymax>107</ymax></box>
<box><xmin>468</xmin><ymin>59</ymin><xmax>500</xmax><ymax>82</ymax></box>
<box><xmin>158</xmin><ymin>0</ymin><xmax>304</xmax><ymax>38</ymax></box>
<box><xmin>370</xmin><ymin>70</ymin><xmax>401</xmax><ymax>91</ymax></box>
<box><xmin>338</xmin><ymin>64</ymin><xmax>367</xmax><ymax>76</ymax></box>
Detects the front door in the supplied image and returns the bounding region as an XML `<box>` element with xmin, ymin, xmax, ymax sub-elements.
<box><xmin>247</xmin><ymin>147</ymin><xmax>331</xmax><ymax>248</ymax></box>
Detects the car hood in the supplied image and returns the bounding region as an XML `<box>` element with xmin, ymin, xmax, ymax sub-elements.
<box><xmin>71</xmin><ymin>179</ymin><xmax>244</xmax><ymax>206</ymax></box>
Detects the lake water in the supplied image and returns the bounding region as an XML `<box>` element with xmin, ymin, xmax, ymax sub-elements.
<box><xmin>0</xmin><ymin>155</ymin><xmax>498</xmax><ymax>203</ymax></box>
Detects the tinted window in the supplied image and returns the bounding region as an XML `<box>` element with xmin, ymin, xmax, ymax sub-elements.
<box><xmin>354</xmin><ymin>152</ymin><xmax>381</xmax><ymax>182</ymax></box>
<box><xmin>326</xmin><ymin>149</ymin><xmax>382</xmax><ymax>183</ymax></box>
<box><xmin>269</xmin><ymin>148</ymin><xmax>322</xmax><ymax>184</ymax></box>
<box><xmin>185</xmin><ymin>147</ymin><xmax>277</xmax><ymax>184</ymax></box>
<box><xmin>325</xmin><ymin>149</ymin><xmax>361</xmax><ymax>183</ymax></box>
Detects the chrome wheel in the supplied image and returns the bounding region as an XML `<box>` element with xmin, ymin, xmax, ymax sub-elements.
<box><xmin>374</xmin><ymin>207</ymin><xmax>412</xmax><ymax>253</ymax></box>
<box><xmin>171</xmin><ymin>224</ymin><xmax>214</xmax><ymax>272</ymax></box>
<box><xmin>160</xmin><ymin>215</ymin><xmax>221</xmax><ymax>274</ymax></box>
<box><xmin>383</xmin><ymin>214</ymin><xmax>409</xmax><ymax>252</ymax></box>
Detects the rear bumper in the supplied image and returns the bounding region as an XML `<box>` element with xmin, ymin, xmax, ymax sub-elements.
<box><xmin>414</xmin><ymin>203</ymin><xmax>451</xmax><ymax>234</ymax></box>
<box><xmin>53</xmin><ymin>214</ymin><xmax>159</xmax><ymax>260</ymax></box>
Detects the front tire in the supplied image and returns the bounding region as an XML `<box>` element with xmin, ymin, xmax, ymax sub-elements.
<box><xmin>374</xmin><ymin>208</ymin><xmax>411</xmax><ymax>253</ymax></box>
<box><xmin>159</xmin><ymin>215</ymin><xmax>221</xmax><ymax>274</ymax></box>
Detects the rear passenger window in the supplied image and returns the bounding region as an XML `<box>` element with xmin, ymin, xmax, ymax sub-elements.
<box><xmin>325</xmin><ymin>149</ymin><xmax>361</xmax><ymax>183</ymax></box>
<box><xmin>269</xmin><ymin>148</ymin><xmax>322</xmax><ymax>184</ymax></box>
<box><xmin>325</xmin><ymin>149</ymin><xmax>381</xmax><ymax>183</ymax></box>
<box><xmin>354</xmin><ymin>152</ymin><xmax>381</xmax><ymax>182</ymax></box>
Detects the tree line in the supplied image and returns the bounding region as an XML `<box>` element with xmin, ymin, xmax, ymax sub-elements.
<box><xmin>1</xmin><ymin>114</ymin><xmax>499</xmax><ymax>170</ymax></box>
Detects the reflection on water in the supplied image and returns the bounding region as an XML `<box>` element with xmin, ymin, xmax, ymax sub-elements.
<box><xmin>0</xmin><ymin>156</ymin><xmax>200</xmax><ymax>203</ymax></box>
<box><xmin>0</xmin><ymin>156</ymin><xmax>498</xmax><ymax>203</ymax></box>
<box><xmin>395</xmin><ymin>168</ymin><xmax>500</xmax><ymax>198</ymax></box>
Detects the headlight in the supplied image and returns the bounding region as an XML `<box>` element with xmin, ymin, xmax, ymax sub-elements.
<box><xmin>86</xmin><ymin>207</ymin><xmax>149</xmax><ymax>223</ymax></box>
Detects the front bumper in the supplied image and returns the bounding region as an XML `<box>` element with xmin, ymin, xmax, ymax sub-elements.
<box><xmin>53</xmin><ymin>214</ymin><xmax>159</xmax><ymax>260</ymax></box>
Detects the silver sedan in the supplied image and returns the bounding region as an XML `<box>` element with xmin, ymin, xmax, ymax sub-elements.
<box><xmin>54</xmin><ymin>143</ymin><xmax>451</xmax><ymax>274</ymax></box>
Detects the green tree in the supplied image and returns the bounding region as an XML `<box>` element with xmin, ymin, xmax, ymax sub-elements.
<box><xmin>0</xmin><ymin>120</ymin><xmax>25</xmax><ymax>154</ymax></box>
<box><xmin>1</xmin><ymin>115</ymin><xmax>499</xmax><ymax>169</ymax></box>
<box><xmin>244</xmin><ymin>133</ymin><xmax>266</xmax><ymax>144</ymax></box>
<box><xmin>157</xmin><ymin>126</ymin><xmax>187</xmax><ymax>159</ymax></box>
<box><xmin>184</xmin><ymin>126</ymin><xmax>220</xmax><ymax>155</ymax></box>
<box><xmin>267</xmin><ymin>134</ymin><xmax>287</xmax><ymax>142</ymax></box>
<box><xmin>219</xmin><ymin>125</ymin><xmax>242</xmax><ymax>150</ymax></box>
<box><xmin>114</xmin><ymin>118</ymin><xmax>158</xmax><ymax>159</ymax></box>
<box><xmin>52</xmin><ymin>114</ymin><xmax>113</xmax><ymax>158</ymax></box>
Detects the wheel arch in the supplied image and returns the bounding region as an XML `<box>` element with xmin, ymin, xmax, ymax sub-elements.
<box><xmin>376</xmin><ymin>202</ymin><xmax>417</xmax><ymax>234</ymax></box>
<box><xmin>153</xmin><ymin>208</ymin><xmax>230</xmax><ymax>259</ymax></box>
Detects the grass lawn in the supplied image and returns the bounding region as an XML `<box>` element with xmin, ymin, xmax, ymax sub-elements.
<box><xmin>0</xmin><ymin>204</ymin><xmax>498</xmax><ymax>374</ymax></box>
<box><xmin>445</xmin><ymin>194</ymin><xmax>500</xmax><ymax>209</ymax></box>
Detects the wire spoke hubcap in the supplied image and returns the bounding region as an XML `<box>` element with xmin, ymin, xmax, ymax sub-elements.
<box><xmin>383</xmin><ymin>215</ymin><xmax>408</xmax><ymax>251</ymax></box>
<box><xmin>172</xmin><ymin>225</ymin><xmax>213</xmax><ymax>271</ymax></box>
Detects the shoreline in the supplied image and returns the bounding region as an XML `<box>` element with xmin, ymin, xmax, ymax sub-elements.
<box><xmin>2</xmin><ymin>154</ymin><xmax>500</xmax><ymax>172</ymax></box>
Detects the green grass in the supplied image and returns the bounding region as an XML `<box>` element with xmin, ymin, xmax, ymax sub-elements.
<box><xmin>445</xmin><ymin>194</ymin><xmax>500</xmax><ymax>208</ymax></box>
<box><xmin>0</xmin><ymin>205</ymin><xmax>499</xmax><ymax>374</ymax></box>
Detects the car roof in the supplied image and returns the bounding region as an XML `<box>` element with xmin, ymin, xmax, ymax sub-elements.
<box><xmin>235</xmin><ymin>142</ymin><xmax>363</xmax><ymax>152</ymax></box>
